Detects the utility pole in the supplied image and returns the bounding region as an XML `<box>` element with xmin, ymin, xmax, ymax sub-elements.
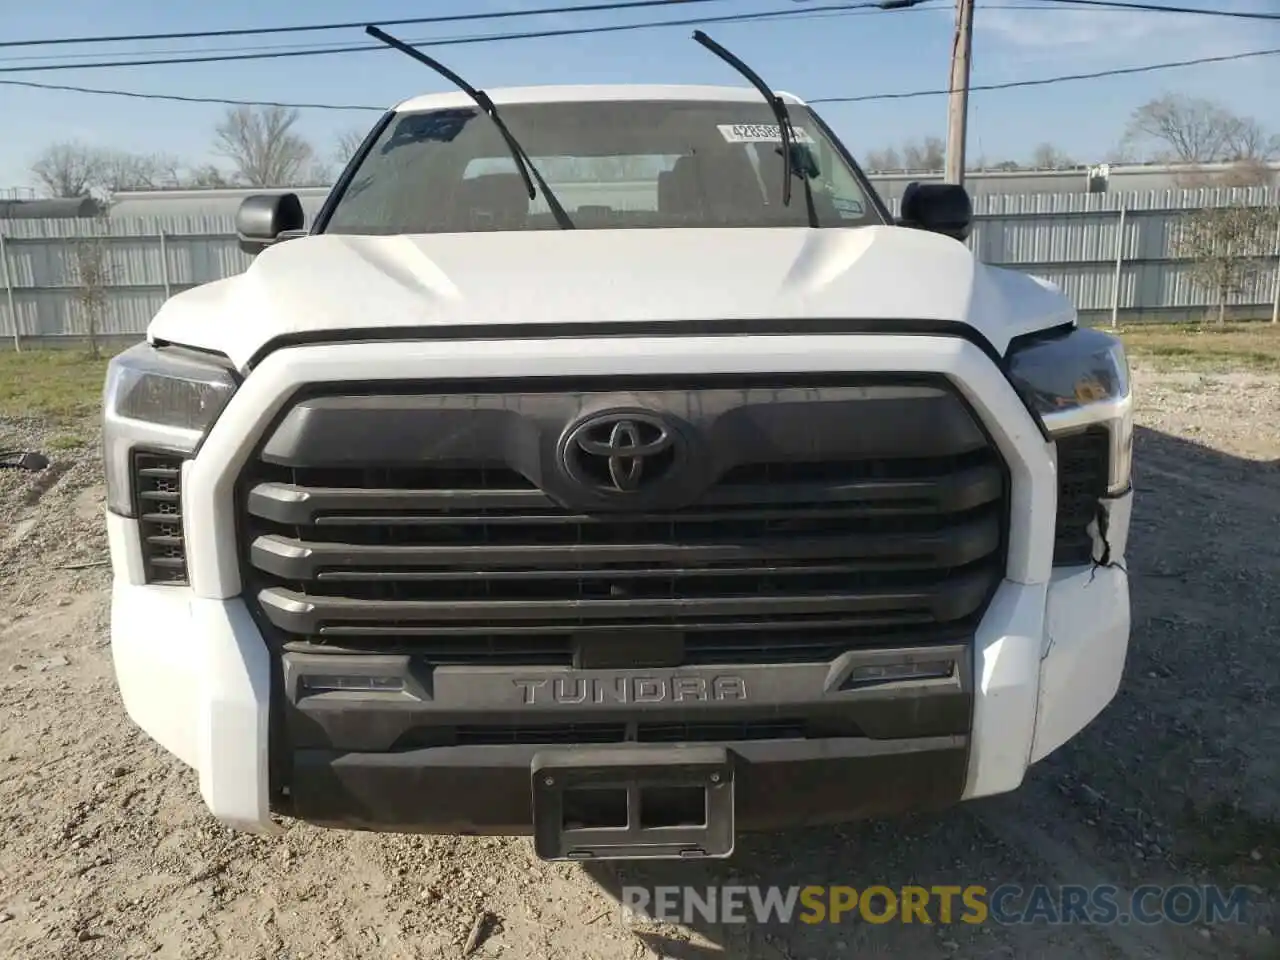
<box><xmin>945</xmin><ymin>0</ymin><xmax>975</xmax><ymax>185</ymax></box>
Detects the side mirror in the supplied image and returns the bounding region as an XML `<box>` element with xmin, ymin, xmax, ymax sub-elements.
<box><xmin>235</xmin><ymin>193</ymin><xmax>306</xmax><ymax>255</ymax></box>
<box><xmin>787</xmin><ymin>143</ymin><xmax>820</xmax><ymax>180</ymax></box>
<box><xmin>897</xmin><ymin>182</ymin><xmax>972</xmax><ymax>242</ymax></box>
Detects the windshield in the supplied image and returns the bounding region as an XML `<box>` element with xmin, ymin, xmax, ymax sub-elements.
<box><xmin>319</xmin><ymin>100</ymin><xmax>884</xmax><ymax>234</ymax></box>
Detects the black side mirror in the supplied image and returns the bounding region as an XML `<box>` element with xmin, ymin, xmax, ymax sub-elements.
<box><xmin>235</xmin><ymin>193</ymin><xmax>306</xmax><ymax>255</ymax></box>
<box><xmin>787</xmin><ymin>143</ymin><xmax>820</xmax><ymax>179</ymax></box>
<box><xmin>897</xmin><ymin>182</ymin><xmax>972</xmax><ymax>242</ymax></box>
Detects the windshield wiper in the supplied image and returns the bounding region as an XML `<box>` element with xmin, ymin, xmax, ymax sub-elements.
<box><xmin>692</xmin><ymin>30</ymin><xmax>820</xmax><ymax>229</ymax></box>
<box><xmin>365</xmin><ymin>25</ymin><xmax>575</xmax><ymax>230</ymax></box>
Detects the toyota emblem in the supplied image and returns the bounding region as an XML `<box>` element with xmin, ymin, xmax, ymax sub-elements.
<box><xmin>561</xmin><ymin>412</ymin><xmax>680</xmax><ymax>494</ymax></box>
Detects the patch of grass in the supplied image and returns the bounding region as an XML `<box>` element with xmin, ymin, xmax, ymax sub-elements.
<box><xmin>1115</xmin><ymin>322</ymin><xmax>1280</xmax><ymax>372</ymax></box>
<box><xmin>47</xmin><ymin>432</ymin><xmax>88</xmax><ymax>451</ymax></box>
<box><xmin>0</xmin><ymin>348</ymin><xmax>116</xmax><ymax>420</ymax></box>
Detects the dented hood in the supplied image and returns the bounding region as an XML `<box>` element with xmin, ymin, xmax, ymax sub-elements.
<box><xmin>148</xmin><ymin>225</ymin><xmax>1075</xmax><ymax>369</ymax></box>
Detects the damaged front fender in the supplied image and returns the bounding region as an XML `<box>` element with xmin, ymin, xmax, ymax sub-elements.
<box><xmin>1088</xmin><ymin>488</ymin><xmax>1132</xmax><ymax>572</ymax></box>
<box><xmin>1030</xmin><ymin>489</ymin><xmax>1134</xmax><ymax>763</ymax></box>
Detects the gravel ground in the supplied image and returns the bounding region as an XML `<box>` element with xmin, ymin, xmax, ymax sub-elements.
<box><xmin>0</xmin><ymin>364</ymin><xmax>1277</xmax><ymax>960</ymax></box>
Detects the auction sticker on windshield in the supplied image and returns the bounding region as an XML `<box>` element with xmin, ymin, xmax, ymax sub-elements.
<box><xmin>718</xmin><ymin>123</ymin><xmax>815</xmax><ymax>144</ymax></box>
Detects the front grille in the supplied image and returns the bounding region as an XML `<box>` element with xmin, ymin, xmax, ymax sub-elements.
<box><xmin>133</xmin><ymin>452</ymin><xmax>187</xmax><ymax>585</ymax></box>
<box><xmin>1053</xmin><ymin>429</ymin><xmax>1110</xmax><ymax>566</ymax></box>
<box><xmin>448</xmin><ymin>718</ymin><xmax>823</xmax><ymax>746</ymax></box>
<box><xmin>238</xmin><ymin>378</ymin><xmax>1009</xmax><ymax>666</ymax></box>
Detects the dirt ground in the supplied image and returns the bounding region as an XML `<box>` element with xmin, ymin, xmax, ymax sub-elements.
<box><xmin>1</xmin><ymin>363</ymin><xmax>1277</xmax><ymax>960</ymax></box>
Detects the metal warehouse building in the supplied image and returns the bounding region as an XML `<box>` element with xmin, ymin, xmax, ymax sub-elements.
<box><xmin>7</xmin><ymin>161</ymin><xmax>1272</xmax><ymax>220</ymax></box>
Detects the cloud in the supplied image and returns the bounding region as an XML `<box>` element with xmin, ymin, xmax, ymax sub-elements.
<box><xmin>979</xmin><ymin>8</ymin><xmax>1158</xmax><ymax>49</ymax></box>
<box><xmin>971</xmin><ymin>1</ymin><xmax>1259</xmax><ymax>67</ymax></box>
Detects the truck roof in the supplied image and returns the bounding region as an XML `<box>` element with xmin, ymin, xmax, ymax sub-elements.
<box><xmin>393</xmin><ymin>84</ymin><xmax>807</xmax><ymax>113</ymax></box>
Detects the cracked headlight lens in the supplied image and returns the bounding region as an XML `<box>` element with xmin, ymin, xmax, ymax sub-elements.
<box><xmin>102</xmin><ymin>342</ymin><xmax>238</xmax><ymax>515</ymax></box>
<box><xmin>1007</xmin><ymin>326</ymin><xmax>1132</xmax><ymax>495</ymax></box>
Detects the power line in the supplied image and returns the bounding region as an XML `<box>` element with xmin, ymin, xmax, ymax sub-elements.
<box><xmin>32</xmin><ymin>0</ymin><xmax>1232</xmax><ymax>72</ymax></box>
<box><xmin>4</xmin><ymin>2</ymin><xmax>1194</xmax><ymax>65</ymax></box>
<box><xmin>1038</xmin><ymin>0</ymin><xmax>1280</xmax><ymax>21</ymax></box>
<box><xmin>32</xmin><ymin>0</ymin><xmax>1249</xmax><ymax>54</ymax></box>
<box><xmin>809</xmin><ymin>45</ymin><xmax>1280</xmax><ymax>102</ymax></box>
<box><xmin>0</xmin><ymin>4</ymin><xmax>929</xmax><ymax>65</ymax></box>
<box><xmin>5</xmin><ymin>44</ymin><xmax>1278</xmax><ymax>113</ymax></box>
<box><xmin>0</xmin><ymin>3</ymin><xmax>908</xmax><ymax>74</ymax></box>
<box><xmin>0</xmin><ymin>78</ymin><xmax>383</xmax><ymax>111</ymax></box>
<box><xmin>1</xmin><ymin>0</ymin><xmax>1268</xmax><ymax>64</ymax></box>
<box><xmin>0</xmin><ymin>0</ymin><xmax>738</xmax><ymax>49</ymax></box>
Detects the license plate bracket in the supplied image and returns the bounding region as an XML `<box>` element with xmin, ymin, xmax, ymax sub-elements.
<box><xmin>531</xmin><ymin>746</ymin><xmax>735</xmax><ymax>861</ymax></box>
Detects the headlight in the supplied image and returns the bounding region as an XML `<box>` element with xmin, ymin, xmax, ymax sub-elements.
<box><xmin>103</xmin><ymin>342</ymin><xmax>238</xmax><ymax>516</ymax></box>
<box><xmin>1006</xmin><ymin>326</ymin><xmax>1132</xmax><ymax>495</ymax></box>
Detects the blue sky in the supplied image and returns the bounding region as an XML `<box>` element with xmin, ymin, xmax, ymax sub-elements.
<box><xmin>2</xmin><ymin>0</ymin><xmax>1277</xmax><ymax>190</ymax></box>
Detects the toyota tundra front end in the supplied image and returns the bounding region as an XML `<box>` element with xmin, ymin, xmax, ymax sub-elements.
<box><xmin>103</xmin><ymin>70</ymin><xmax>1131</xmax><ymax>861</ymax></box>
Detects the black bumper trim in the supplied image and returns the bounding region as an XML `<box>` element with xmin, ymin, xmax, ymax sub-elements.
<box><xmin>285</xmin><ymin>735</ymin><xmax>969</xmax><ymax>835</ymax></box>
<box><xmin>279</xmin><ymin>645</ymin><xmax>973</xmax><ymax>752</ymax></box>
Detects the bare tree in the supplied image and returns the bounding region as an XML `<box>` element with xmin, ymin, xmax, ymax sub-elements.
<box><xmin>1123</xmin><ymin>94</ymin><xmax>1278</xmax><ymax>165</ymax></box>
<box><xmin>31</xmin><ymin>142</ymin><xmax>106</xmax><ymax>197</ymax></box>
<box><xmin>67</xmin><ymin>209</ymin><xmax>115</xmax><ymax>358</ymax></box>
<box><xmin>100</xmin><ymin>151</ymin><xmax>182</xmax><ymax>192</ymax></box>
<box><xmin>862</xmin><ymin>147</ymin><xmax>903</xmax><ymax>172</ymax></box>
<box><xmin>214</xmin><ymin>106</ymin><xmax>316</xmax><ymax>187</ymax></box>
<box><xmin>1105</xmin><ymin>143</ymin><xmax>1136</xmax><ymax>164</ymax></box>
<box><xmin>31</xmin><ymin>141</ymin><xmax>185</xmax><ymax>197</ymax></box>
<box><xmin>1222</xmin><ymin>117</ymin><xmax>1278</xmax><ymax>163</ymax></box>
<box><xmin>1175</xmin><ymin>158</ymin><xmax>1277</xmax><ymax>190</ymax></box>
<box><xmin>305</xmin><ymin>161</ymin><xmax>336</xmax><ymax>186</ymax></box>
<box><xmin>860</xmin><ymin>139</ymin><xmax>945</xmax><ymax>172</ymax></box>
<box><xmin>901</xmin><ymin>137</ymin><xmax>946</xmax><ymax>172</ymax></box>
<box><xmin>1030</xmin><ymin>142</ymin><xmax>1074</xmax><ymax>170</ymax></box>
<box><xmin>183</xmin><ymin>164</ymin><xmax>236</xmax><ymax>189</ymax></box>
<box><xmin>334</xmin><ymin>128</ymin><xmax>368</xmax><ymax>165</ymax></box>
<box><xmin>1173</xmin><ymin>202</ymin><xmax>1280</xmax><ymax>324</ymax></box>
<box><xmin>1219</xmin><ymin>158</ymin><xmax>1277</xmax><ymax>188</ymax></box>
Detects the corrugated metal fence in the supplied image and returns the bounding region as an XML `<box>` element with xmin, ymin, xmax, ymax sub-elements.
<box><xmin>2</xmin><ymin>186</ymin><xmax>1278</xmax><ymax>345</ymax></box>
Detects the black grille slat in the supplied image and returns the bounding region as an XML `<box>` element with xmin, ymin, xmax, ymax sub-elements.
<box><xmin>455</xmin><ymin>723</ymin><xmax>627</xmax><ymax>745</ymax></box>
<box><xmin>249</xmin><ymin>515</ymin><xmax>999</xmax><ymax>579</ymax></box>
<box><xmin>314</xmin><ymin>564</ymin><xmax>956</xmax><ymax>582</ymax></box>
<box><xmin>247</xmin><ymin>462</ymin><xmax>1002</xmax><ymax>525</ymax></box>
<box><xmin>239</xmin><ymin>380</ymin><xmax>1009</xmax><ymax>666</ymax></box>
<box><xmin>248</xmin><ymin>482</ymin><xmax>551</xmax><ymax>521</ymax></box>
<box><xmin>451</xmin><ymin>719</ymin><xmax>816</xmax><ymax>746</ymax></box>
<box><xmin>313</xmin><ymin>506</ymin><xmax>951</xmax><ymax>527</ymax></box>
<box><xmin>289</xmin><ymin>615</ymin><xmax>947</xmax><ymax>639</ymax></box>
<box><xmin>257</xmin><ymin>567</ymin><xmax>993</xmax><ymax>631</ymax></box>
<box><xmin>134</xmin><ymin>452</ymin><xmax>188</xmax><ymax>585</ymax></box>
<box><xmin>638</xmin><ymin>720</ymin><xmax>809</xmax><ymax>742</ymax></box>
<box><xmin>283</xmin><ymin>624</ymin><xmax>971</xmax><ymax>666</ymax></box>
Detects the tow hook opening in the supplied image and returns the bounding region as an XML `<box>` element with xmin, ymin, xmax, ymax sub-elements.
<box><xmin>563</xmin><ymin>788</ymin><xmax>628</xmax><ymax>829</ymax></box>
<box><xmin>640</xmin><ymin>786</ymin><xmax>708</xmax><ymax>829</ymax></box>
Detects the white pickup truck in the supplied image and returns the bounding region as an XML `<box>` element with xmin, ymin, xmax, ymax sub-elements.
<box><xmin>102</xmin><ymin>29</ymin><xmax>1132</xmax><ymax>861</ymax></box>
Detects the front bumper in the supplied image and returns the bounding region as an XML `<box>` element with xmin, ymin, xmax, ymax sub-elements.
<box><xmin>106</xmin><ymin>333</ymin><xmax>1132</xmax><ymax>835</ymax></box>
<box><xmin>109</xmin><ymin>507</ymin><xmax>1129</xmax><ymax>833</ymax></box>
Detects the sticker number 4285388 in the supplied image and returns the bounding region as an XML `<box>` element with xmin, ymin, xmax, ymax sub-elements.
<box><xmin>717</xmin><ymin>123</ymin><xmax>815</xmax><ymax>144</ymax></box>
